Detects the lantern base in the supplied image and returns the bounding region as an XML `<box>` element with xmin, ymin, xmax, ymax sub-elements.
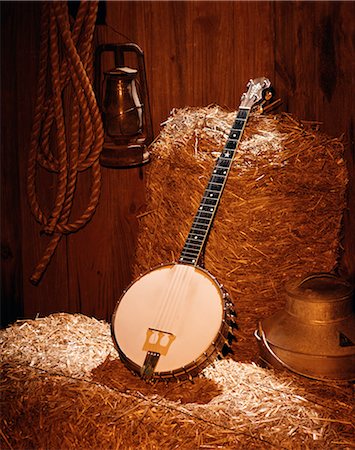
<box><xmin>100</xmin><ymin>143</ymin><xmax>150</xmax><ymax>168</ymax></box>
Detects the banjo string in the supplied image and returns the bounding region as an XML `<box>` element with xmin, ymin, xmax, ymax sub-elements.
<box><xmin>154</xmin><ymin>265</ymin><xmax>186</xmax><ymax>330</ymax></box>
<box><xmin>159</xmin><ymin>265</ymin><xmax>190</xmax><ymax>331</ymax></box>
<box><xmin>156</xmin><ymin>264</ymin><xmax>193</xmax><ymax>333</ymax></box>
<box><xmin>165</xmin><ymin>265</ymin><xmax>195</xmax><ymax>333</ymax></box>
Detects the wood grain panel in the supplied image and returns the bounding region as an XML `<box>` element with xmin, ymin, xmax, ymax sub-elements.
<box><xmin>13</xmin><ymin>3</ymin><xmax>71</xmax><ymax>319</ymax></box>
<box><xmin>273</xmin><ymin>1</ymin><xmax>354</xmax><ymax>131</ymax></box>
<box><xmin>230</xmin><ymin>1</ymin><xmax>275</xmax><ymax>101</ymax></box>
<box><xmin>67</xmin><ymin>167</ymin><xmax>146</xmax><ymax>320</ymax></box>
<box><xmin>1</xmin><ymin>3</ymin><xmax>23</xmax><ymax>326</ymax></box>
<box><xmin>0</xmin><ymin>2</ymin><xmax>70</xmax><ymax>321</ymax></box>
<box><xmin>133</xmin><ymin>1</ymin><xmax>192</xmax><ymax>131</ymax></box>
<box><xmin>102</xmin><ymin>1</ymin><xmax>275</xmax><ymax>132</ymax></box>
<box><xmin>187</xmin><ymin>1</ymin><xmax>238</xmax><ymax>106</ymax></box>
<box><xmin>273</xmin><ymin>1</ymin><xmax>355</xmax><ymax>280</ymax></box>
<box><xmin>1</xmin><ymin>1</ymin><xmax>353</xmax><ymax>325</ymax></box>
<box><xmin>312</xmin><ymin>2</ymin><xmax>355</xmax><ymax>280</ymax></box>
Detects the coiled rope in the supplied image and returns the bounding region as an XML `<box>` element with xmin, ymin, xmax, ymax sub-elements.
<box><xmin>27</xmin><ymin>1</ymin><xmax>104</xmax><ymax>285</ymax></box>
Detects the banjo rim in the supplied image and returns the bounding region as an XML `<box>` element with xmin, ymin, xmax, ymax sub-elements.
<box><xmin>111</xmin><ymin>262</ymin><xmax>236</xmax><ymax>381</ymax></box>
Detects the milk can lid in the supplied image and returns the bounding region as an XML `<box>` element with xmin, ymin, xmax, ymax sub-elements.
<box><xmin>285</xmin><ymin>272</ymin><xmax>353</xmax><ymax>302</ymax></box>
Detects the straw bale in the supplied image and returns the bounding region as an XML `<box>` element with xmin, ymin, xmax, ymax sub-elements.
<box><xmin>133</xmin><ymin>106</ymin><xmax>348</xmax><ymax>361</ymax></box>
<box><xmin>1</xmin><ymin>314</ymin><xmax>354</xmax><ymax>449</ymax></box>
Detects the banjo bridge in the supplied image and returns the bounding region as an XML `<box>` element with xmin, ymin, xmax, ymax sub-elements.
<box><xmin>142</xmin><ymin>328</ymin><xmax>176</xmax><ymax>356</ymax></box>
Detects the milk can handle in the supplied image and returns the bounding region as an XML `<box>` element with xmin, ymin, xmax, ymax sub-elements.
<box><xmin>297</xmin><ymin>272</ymin><xmax>338</xmax><ymax>288</ymax></box>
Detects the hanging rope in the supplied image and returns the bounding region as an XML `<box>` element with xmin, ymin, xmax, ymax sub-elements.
<box><xmin>27</xmin><ymin>1</ymin><xmax>104</xmax><ymax>285</ymax></box>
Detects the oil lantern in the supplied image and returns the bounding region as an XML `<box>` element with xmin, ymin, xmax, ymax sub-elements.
<box><xmin>95</xmin><ymin>43</ymin><xmax>153</xmax><ymax>168</ymax></box>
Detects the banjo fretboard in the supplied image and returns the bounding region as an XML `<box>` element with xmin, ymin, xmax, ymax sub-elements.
<box><xmin>179</xmin><ymin>107</ymin><xmax>250</xmax><ymax>266</ymax></box>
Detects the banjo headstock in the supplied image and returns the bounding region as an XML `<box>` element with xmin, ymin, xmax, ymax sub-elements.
<box><xmin>239</xmin><ymin>77</ymin><xmax>272</xmax><ymax>110</ymax></box>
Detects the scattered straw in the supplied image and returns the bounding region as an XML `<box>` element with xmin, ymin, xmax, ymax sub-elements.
<box><xmin>0</xmin><ymin>313</ymin><xmax>116</xmax><ymax>378</ymax></box>
<box><xmin>1</xmin><ymin>314</ymin><xmax>354</xmax><ymax>449</ymax></box>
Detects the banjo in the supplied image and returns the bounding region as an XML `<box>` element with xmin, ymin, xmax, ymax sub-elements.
<box><xmin>112</xmin><ymin>78</ymin><xmax>272</xmax><ymax>381</ymax></box>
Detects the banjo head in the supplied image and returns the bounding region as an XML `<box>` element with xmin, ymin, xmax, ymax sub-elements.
<box><xmin>112</xmin><ymin>263</ymin><xmax>235</xmax><ymax>380</ymax></box>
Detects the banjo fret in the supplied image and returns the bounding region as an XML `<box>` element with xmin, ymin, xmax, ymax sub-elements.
<box><xmin>193</xmin><ymin>217</ymin><xmax>211</xmax><ymax>225</ymax></box>
<box><xmin>178</xmin><ymin>106</ymin><xmax>250</xmax><ymax>265</ymax></box>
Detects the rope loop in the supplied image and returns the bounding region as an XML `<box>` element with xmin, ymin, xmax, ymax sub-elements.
<box><xmin>27</xmin><ymin>0</ymin><xmax>104</xmax><ymax>285</ymax></box>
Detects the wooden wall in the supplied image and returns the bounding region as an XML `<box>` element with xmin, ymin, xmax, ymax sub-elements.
<box><xmin>1</xmin><ymin>1</ymin><xmax>354</xmax><ymax>326</ymax></box>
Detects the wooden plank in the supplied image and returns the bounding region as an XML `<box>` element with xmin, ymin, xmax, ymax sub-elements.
<box><xmin>15</xmin><ymin>3</ymin><xmax>70</xmax><ymax>318</ymax></box>
<box><xmin>67</xmin><ymin>167</ymin><xmax>146</xmax><ymax>321</ymax></box>
<box><xmin>1</xmin><ymin>3</ymin><xmax>23</xmax><ymax>325</ymax></box>
<box><xmin>1</xmin><ymin>1</ymin><xmax>353</xmax><ymax>325</ymax></box>
<box><xmin>273</xmin><ymin>1</ymin><xmax>334</xmax><ymax>118</ymax></box>
<box><xmin>0</xmin><ymin>2</ymin><xmax>70</xmax><ymax>321</ymax></box>
<box><xmin>103</xmin><ymin>1</ymin><xmax>275</xmax><ymax>131</ymax></box>
<box><xmin>133</xmin><ymin>1</ymin><xmax>192</xmax><ymax>132</ymax></box>
<box><xmin>64</xmin><ymin>9</ymin><xmax>148</xmax><ymax>320</ymax></box>
<box><xmin>273</xmin><ymin>1</ymin><xmax>355</xmax><ymax>280</ymax></box>
<box><xmin>187</xmin><ymin>1</ymin><xmax>238</xmax><ymax>106</ymax></box>
<box><xmin>228</xmin><ymin>1</ymin><xmax>275</xmax><ymax>105</ymax></box>
<box><xmin>312</xmin><ymin>2</ymin><xmax>355</xmax><ymax>281</ymax></box>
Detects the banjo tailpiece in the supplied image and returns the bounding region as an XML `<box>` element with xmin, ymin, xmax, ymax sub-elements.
<box><xmin>141</xmin><ymin>351</ymin><xmax>161</xmax><ymax>379</ymax></box>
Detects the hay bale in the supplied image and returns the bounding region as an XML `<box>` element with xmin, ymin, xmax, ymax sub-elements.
<box><xmin>134</xmin><ymin>106</ymin><xmax>348</xmax><ymax>361</ymax></box>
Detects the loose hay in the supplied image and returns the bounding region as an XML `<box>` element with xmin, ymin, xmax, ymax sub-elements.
<box><xmin>1</xmin><ymin>314</ymin><xmax>354</xmax><ymax>449</ymax></box>
<box><xmin>0</xmin><ymin>313</ymin><xmax>117</xmax><ymax>378</ymax></box>
<box><xmin>134</xmin><ymin>105</ymin><xmax>348</xmax><ymax>361</ymax></box>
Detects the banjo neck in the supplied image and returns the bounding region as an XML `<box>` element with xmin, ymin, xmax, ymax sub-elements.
<box><xmin>178</xmin><ymin>106</ymin><xmax>251</xmax><ymax>267</ymax></box>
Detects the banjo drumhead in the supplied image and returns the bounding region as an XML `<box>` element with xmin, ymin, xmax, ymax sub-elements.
<box><xmin>112</xmin><ymin>264</ymin><xmax>224</xmax><ymax>375</ymax></box>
